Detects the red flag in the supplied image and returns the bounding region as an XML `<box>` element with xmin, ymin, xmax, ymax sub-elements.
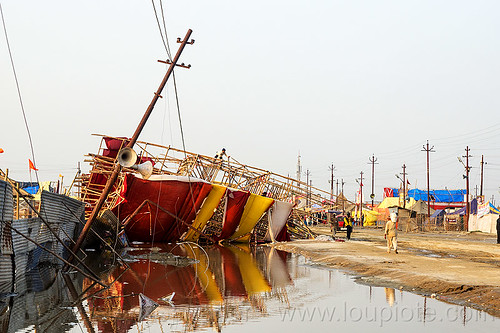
<box><xmin>28</xmin><ymin>159</ymin><xmax>38</xmax><ymax>171</ymax></box>
<box><xmin>0</xmin><ymin>148</ymin><xmax>4</xmax><ymax>153</ymax></box>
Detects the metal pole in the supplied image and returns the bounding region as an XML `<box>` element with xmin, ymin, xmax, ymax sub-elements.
<box><xmin>401</xmin><ymin>164</ymin><xmax>406</xmax><ymax>209</ymax></box>
<box><xmin>309</xmin><ymin>179</ymin><xmax>312</xmax><ymax>208</ymax></box>
<box><xmin>15</xmin><ymin>182</ymin><xmax>19</xmax><ymax>219</ymax></box>
<box><xmin>426</xmin><ymin>143</ymin><xmax>430</xmax><ymax>222</ymax></box>
<box><xmin>70</xmin><ymin>29</ymin><xmax>194</xmax><ymax>260</ymax></box>
<box><xmin>336</xmin><ymin>179</ymin><xmax>339</xmax><ymax>199</ymax></box>
<box><xmin>305</xmin><ymin>169</ymin><xmax>310</xmax><ymax>207</ymax></box>
<box><xmin>359</xmin><ymin>171</ymin><xmax>364</xmax><ymax>224</ymax></box>
<box><xmin>464</xmin><ymin>146</ymin><xmax>470</xmax><ymax>231</ymax></box>
<box><xmin>422</xmin><ymin>141</ymin><xmax>435</xmax><ymax>223</ymax></box>
<box><xmin>368</xmin><ymin>154</ymin><xmax>377</xmax><ymax>208</ymax></box>
<box><xmin>480</xmin><ymin>154</ymin><xmax>484</xmax><ymax>197</ymax></box>
<box><xmin>330</xmin><ymin>163</ymin><xmax>334</xmax><ymax>203</ymax></box>
<box><xmin>341</xmin><ymin>179</ymin><xmax>345</xmax><ymax>212</ymax></box>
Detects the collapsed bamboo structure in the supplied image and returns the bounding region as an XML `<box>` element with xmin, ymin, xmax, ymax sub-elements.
<box><xmin>78</xmin><ymin>134</ymin><xmax>347</xmax><ymax>222</ymax></box>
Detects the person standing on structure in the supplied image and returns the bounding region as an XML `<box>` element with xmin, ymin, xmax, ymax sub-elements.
<box><xmin>385</xmin><ymin>212</ymin><xmax>398</xmax><ymax>254</ymax></box>
<box><xmin>214</xmin><ymin>148</ymin><xmax>227</xmax><ymax>160</ymax></box>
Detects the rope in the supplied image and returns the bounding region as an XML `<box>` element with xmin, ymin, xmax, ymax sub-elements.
<box><xmin>0</xmin><ymin>3</ymin><xmax>39</xmax><ymax>184</ymax></box>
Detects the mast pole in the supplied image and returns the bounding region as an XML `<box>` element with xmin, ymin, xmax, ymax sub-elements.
<box><xmin>68</xmin><ymin>29</ymin><xmax>194</xmax><ymax>263</ymax></box>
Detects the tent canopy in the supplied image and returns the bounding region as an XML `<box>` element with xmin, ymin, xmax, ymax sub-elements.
<box><xmin>377</xmin><ymin>197</ymin><xmax>417</xmax><ymax>209</ymax></box>
<box><xmin>407</xmin><ymin>199</ymin><xmax>435</xmax><ymax>215</ymax></box>
<box><xmin>488</xmin><ymin>202</ymin><xmax>500</xmax><ymax>215</ymax></box>
<box><xmin>391</xmin><ymin>188</ymin><xmax>466</xmax><ymax>203</ymax></box>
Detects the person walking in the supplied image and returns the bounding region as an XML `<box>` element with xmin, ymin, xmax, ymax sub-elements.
<box><xmin>345</xmin><ymin>215</ymin><xmax>353</xmax><ymax>240</ymax></box>
<box><xmin>385</xmin><ymin>213</ymin><xmax>398</xmax><ymax>254</ymax></box>
<box><xmin>496</xmin><ymin>216</ymin><xmax>500</xmax><ymax>244</ymax></box>
<box><xmin>330</xmin><ymin>213</ymin><xmax>337</xmax><ymax>238</ymax></box>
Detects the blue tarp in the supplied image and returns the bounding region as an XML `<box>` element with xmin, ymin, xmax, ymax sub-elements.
<box><xmin>391</xmin><ymin>188</ymin><xmax>466</xmax><ymax>203</ymax></box>
<box><xmin>18</xmin><ymin>181</ymin><xmax>40</xmax><ymax>194</ymax></box>
<box><xmin>24</xmin><ymin>186</ymin><xmax>39</xmax><ymax>194</ymax></box>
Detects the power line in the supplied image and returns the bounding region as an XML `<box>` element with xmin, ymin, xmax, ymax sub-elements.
<box><xmin>1</xmin><ymin>3</ymin><xmax>39</xmax><ymax>183</ymax></box>
<box><xmin>151</xmin><ymin>0</ymin><xmax>171</xmax><ymax>59</ymax></box>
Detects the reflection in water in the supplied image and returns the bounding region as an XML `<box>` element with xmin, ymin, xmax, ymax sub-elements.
<box><xmin>384</xmin><ymin>288</ymin><xmax>395</xmax><ymax>307</ymax></box>
<box><xmin>82</xmin><ymin>244</ymin><xmax>292</xmax><ymax>332</ymax></box>
<box><xmin>2</xmin><ymin>245</ymin><xmax>499</xmax><ymax>332</ymax></box>
<box><xmin>0</xmin><ymin>264</ymin><xmax>82</xmax><ymax>333</ymax></box>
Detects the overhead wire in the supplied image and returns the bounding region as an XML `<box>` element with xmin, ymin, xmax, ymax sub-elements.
<box><xmin>154</xmin><ymin>2</ymin><xmax>201</xmax><ymax>243</ymax></box>
<box><xmin>333</xmin><ymin>123</ymin><xmax>500</xmax><ymax>193</ymax></box>
<box><xmin>1</xmin><ymin>3</ymin><xmax>39</xmax><ymax>184</ymax></box>
<box><xmin>151</xmin><ymin>0</ymin><xmax>171</xmax><ymax>60</ymax></box>
<box><xmin>148</xmin><ymin>1</ymin><xmax>203</xmax><ymax>268</ymax></box>
<box><xmin>144</xmin><ymin>0</ymin><xmax>173</xmax><ymax>294</ymax></box>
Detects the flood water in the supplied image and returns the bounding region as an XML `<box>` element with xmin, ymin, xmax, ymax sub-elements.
<box><xmin>2</xmin><ymin>244</ymin><xmax>498</xmax><ymax>332</ymax></box>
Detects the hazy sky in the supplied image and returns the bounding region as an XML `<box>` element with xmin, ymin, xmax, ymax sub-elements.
<box><xmin>1</xmin><ymin>1</ymin><xmax>500</xmax><ymax>204</ymax></box>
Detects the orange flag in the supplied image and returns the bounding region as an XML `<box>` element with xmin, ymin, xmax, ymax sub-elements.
<box><xmin>0</xmin><ymin>148</ymin><xmax>4</xmax><ymax>153</ymax></box>
<box><xmin>28</xmin><ymin>159</ymin><xmax>38</xmax><ymax>171</ymax></box>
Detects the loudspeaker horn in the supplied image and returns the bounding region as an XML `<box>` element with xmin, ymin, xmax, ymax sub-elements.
<box><xmin>117</xmin><ymin>147</ymin><xmax>137</xmax><ymax>168</ymax></box>
<box><xmin>132</xmin><ymin>160</ymin><xmax>153</xmax><ymax>179</ymax></box>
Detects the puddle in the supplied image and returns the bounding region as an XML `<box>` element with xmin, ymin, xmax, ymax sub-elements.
<box><xmin>2</xmin><ymin>244</ymin><xmax>498</xmax><ymax>332</ymax></box>
<box><xmin>406</xmin><ymin>247</ymin><xmax>456</xmax><ymax>259</ymax></box>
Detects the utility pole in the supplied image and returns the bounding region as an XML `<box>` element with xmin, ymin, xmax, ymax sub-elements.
<box><xmin>305</xmin><ymin>169</ymin><xmax>310</xmax><ymax>206</ymax></box>
<box><xmin>296</xmin><ymin>152</ymin><xmax>302</xmax><ymax>185</ymax></box>
<box><xmin>474</xmin><ymin>185</ymin><xmax>478</xmax><ymax>197</ymax></box>
<box><xmin>422</xmin><ymin>141</ymin><xmax>435</xmax><ymax>223</ymax></box>
<box><xmin>480</xmin><ymin>155</ymin><xmax>486</xmax><ymax>197</ymax></box>
<box><xmin>341</xmin><ymin>178</ymin><xmax>345</xmax><ymax>212</ymax></box>
<box><xmin>463</xmin><ymin>146</ymin><xmax>471</xmax><ymax>231</ymax></box>
<box><xmin>77</xmin><ymin>161</ymin><xmax>81</xmax><ymax>199</ymax></box>
<box><xmin>400</xmin><ymin>164</ymin><xmax>407</xmax><ymax>209</ymax></box>
<box><xmin>328</xmin><ymin>163</ymin><xmax>335</xmax><ymax>203</ymax></box>
<box><xmin>357</xmin><ymin>172</ymin><xmax>364</xmax><ymax>223</ymax></box>
<box><xmin>336</xmin><ymin>179</ymin><xmax>339</xmax><ymax>198</ymax></box>
<box><xmin>368</xmin><ymin>154</ymin><xmax>378</xmax><ymax>208</ymax></box>
<box><xmin>309</xmin><ymin>179</ymin><xmax>313</xmax><ymax>209</ymax></box>
<box><xmin>69</xmin><ymin>29</ymin><xmax>195</xmax><ymax>262</ymax></box>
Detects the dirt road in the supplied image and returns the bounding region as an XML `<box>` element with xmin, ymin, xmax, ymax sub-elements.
<box><xmin>272</xmin><ymin>226</ymin><xmax>500</xmax><ymax>317</ymax></box>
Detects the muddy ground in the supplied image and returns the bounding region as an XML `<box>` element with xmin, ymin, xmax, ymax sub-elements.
<box><xmin>272</xmin><ymin>225</ymin><xmax>500</xmax><ymax>317</ymax></box>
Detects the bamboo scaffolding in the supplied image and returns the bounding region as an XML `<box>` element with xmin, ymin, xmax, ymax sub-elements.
<box><xmin>79</xmin><ymin>135</ymin><xmax>353</xmax><ymax>212</ymax></box>
<box><xmin>72</xmin><ymin>134</ymin><xmax>357</xmax><ymax>245</ymax></box>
